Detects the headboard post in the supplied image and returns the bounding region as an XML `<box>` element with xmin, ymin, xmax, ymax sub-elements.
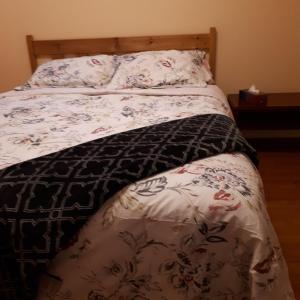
<box><xmin>209</xmin><ymin>27</ymin><xmax>217</xmax><ymax>80</ymax></box>
<box><xmin>26</xmin><ymin>35</ymin><xmax>37</xmax><ymax>72</ymax></box>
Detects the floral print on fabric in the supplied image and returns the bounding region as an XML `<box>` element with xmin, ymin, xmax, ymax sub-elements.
<box><xmin>28</xmin><ymin>55</ymin><xmax>117</xmax><ymax>88</ymax></box>
<box><xmin>37</xmin><ymin>155</ymin><xmax>295</xmax><ymax>299</ymax></box>
<box><xmin>108</xmin><ymin>50</ymin><xmax>213</xmax><ymax>89</ymax></box>
<box><xmin>0</xmin><ymin>87</ymin><xmax>231</xmax><ymax>169</ymax></box>
<box><xmin>0</xmin><ymin>86</ymin><xmax>295</xmax><ymax>299</ymax></box>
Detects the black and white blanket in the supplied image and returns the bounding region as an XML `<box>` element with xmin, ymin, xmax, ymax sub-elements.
<box><xmin>0</xmin><ymin>114</ymin><xmax>257</xmax><ymax>300</ymax></box>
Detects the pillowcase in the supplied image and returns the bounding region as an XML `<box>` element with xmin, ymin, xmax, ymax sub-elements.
<box><xmin>108</xmin><ymin>50</ymin><xmax>213</xmax><ymax>89</ymax></box>
<box><xmin>28</xmin><ymin>55</ymin><xmax>117</xmax><ymax>88</ymax></box>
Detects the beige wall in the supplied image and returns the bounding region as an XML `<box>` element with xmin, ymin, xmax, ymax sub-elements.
<box><xmin>0</xmin><ymin>0</ymin><xmax>299</xmax><ymax>93</ymax></box>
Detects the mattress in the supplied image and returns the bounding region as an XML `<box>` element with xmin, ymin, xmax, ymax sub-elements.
<box><xmin>0</xmin><ymin>85</ymin><xmax>295</xmax><ymax>299</ymax></box>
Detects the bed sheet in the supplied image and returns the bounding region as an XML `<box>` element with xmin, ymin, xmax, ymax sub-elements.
<box><xmin>0</xmin><ymin>86</ymin><xmax>295</xmax><ymax>299</ymax></box>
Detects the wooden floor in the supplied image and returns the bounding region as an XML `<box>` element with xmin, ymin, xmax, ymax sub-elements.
<box><xmin>258</xmin><ymin>151</ymin><xmax>300</xmax><ymax>298</ymax></box>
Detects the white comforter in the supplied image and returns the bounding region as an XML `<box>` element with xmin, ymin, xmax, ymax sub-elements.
<box><xmin>0</xmin><ymin>86</ymin><xmax>295</xmax><ymax>299</ymax></box>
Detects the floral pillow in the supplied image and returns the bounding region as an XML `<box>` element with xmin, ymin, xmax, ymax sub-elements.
<box><xmin>108</xmin><ymin>50</ymin><xmax>213</xmax><ymax>89</ymax></box>
<box><xmin>28</xmin><ymin>55</ymin><xmax>117</xmax><ymax>88</ymax></box>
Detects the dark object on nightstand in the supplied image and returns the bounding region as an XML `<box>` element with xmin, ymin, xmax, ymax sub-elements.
<box><xmin>228</xmin><ymin>92</ymin><xmax>300</xmax><ymax>151</ymax></box>
<box><xmin>239</xmin><ymin>89</ymin><xmax>267</xmax><ymax>106</ymax></box>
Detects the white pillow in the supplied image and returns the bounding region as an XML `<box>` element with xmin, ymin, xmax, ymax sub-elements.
<box><xmin>108</xmin><ymin>50</ymin><xmax>213</xmax><ymax>89</ymax></box>
<box><xmin>28</xmin><ymin>55</ymin><xmax>117</xmax><ymax>88</ymax></box>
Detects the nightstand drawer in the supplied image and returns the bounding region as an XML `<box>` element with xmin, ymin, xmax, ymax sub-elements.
<box><xmin>236</xmin><ymin>110</ymin><xmax>300</xmax><ymax>130</ymax></box>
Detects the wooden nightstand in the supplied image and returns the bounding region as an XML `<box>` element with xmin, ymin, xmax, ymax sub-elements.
<box><xmin>227</xmin><ymin>93</ymin><xmax>300</xmax><ymax>150</ymax></box>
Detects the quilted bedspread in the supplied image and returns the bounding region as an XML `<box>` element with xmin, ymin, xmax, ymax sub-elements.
<box><xmin>0</xmin><ymin>86</ymin><xmax>295</xmax><ymax>300</ymax></box>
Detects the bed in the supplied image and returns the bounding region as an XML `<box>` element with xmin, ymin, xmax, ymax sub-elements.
<box><xmin>0</xmin><ymin>28</ymin><xmax>295</xmax><ymax>300</ymax></box>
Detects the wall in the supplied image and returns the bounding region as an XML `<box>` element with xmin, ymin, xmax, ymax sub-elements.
<box><xmin>0</xmin><ymin>0</ymin><xmax>299</xmax><ymax>93</ymax></box>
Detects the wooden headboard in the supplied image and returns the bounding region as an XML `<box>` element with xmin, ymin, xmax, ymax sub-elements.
<box><xmin>26</xmin><ymin>27</ymin><xmax>217</xmax><ymax>78</ymax></box>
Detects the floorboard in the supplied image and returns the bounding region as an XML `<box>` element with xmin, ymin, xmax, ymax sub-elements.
<box><xmin>258</xmin><ymin>151</ymin><xmax>300</xmax><ymax>298</ymax></box>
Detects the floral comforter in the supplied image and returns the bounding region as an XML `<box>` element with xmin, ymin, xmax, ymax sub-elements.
<box><xmin>0</xmin><ymin>86</ymin><xmax>295</xmax><ymax>299</ymax></box>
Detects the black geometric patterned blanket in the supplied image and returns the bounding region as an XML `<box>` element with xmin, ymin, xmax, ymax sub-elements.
<box><xmin>0</xmin><ymin>114</ymin><xmax>257</xmax><ymax>300</ymax></box>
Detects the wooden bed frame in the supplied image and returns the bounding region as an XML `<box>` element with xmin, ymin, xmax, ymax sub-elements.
<box><xmin>26</xmin><ymin>27</ymin><xmax>217</xmax><ymax>78</ymax></box>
